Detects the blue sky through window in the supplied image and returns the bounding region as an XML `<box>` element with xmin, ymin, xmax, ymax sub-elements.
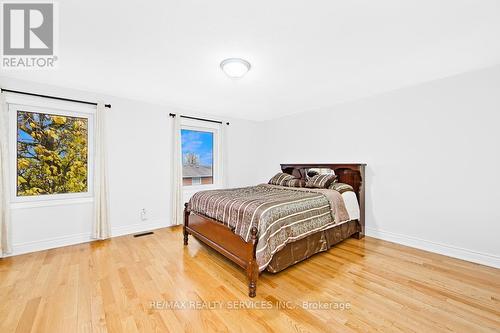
<box><xmin>181</xmin><ymin>129</ymin><xmax>213</xmax><ymax>167</ymax></box>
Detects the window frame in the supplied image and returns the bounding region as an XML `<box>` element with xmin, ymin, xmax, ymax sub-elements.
<box><xmin>7</xmin><ymin>95</ymin><xmax>95</xmax><ymax>205</ymax></box>
<box><xmin>180</xmin><ymin>118</ymin><xmax>221</xmax><ymax>191</ymax></box>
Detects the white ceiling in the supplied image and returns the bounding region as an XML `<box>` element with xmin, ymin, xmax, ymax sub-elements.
<box><xmin>1</xmin><ymin>0</ymin><xmax>499</xmax><ymax>121</ymax></box>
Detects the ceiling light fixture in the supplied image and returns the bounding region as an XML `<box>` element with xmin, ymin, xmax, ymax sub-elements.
<box><xmin>220</xmin><ymin>58</ymin><xmax>251</xmax><ymax>78</ymax></box>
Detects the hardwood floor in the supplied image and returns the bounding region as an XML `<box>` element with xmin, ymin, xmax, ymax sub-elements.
<box><xmin>1</xmin><ymin>226</ymin><xmax>499</xmax><ymax>333</ymax></box>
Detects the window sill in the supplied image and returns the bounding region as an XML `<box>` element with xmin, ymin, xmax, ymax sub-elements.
<box><xmin>183</xmin><ymin>184</ymin><xmax>222</xmax><ymax>191</ymax></box>
<box><xmin>10</xmin><ymin>197</ymin><xmax>94</xmax><ymax>210</ymax></box>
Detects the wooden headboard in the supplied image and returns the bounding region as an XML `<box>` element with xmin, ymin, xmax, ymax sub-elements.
<box><xmin>280</xmin><ymin>163</ymin><xmax>366</xmax><ymax>237</ymax></box>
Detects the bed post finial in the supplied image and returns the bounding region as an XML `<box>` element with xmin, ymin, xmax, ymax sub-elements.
<box><xmin>250</xmin><ymin>227</ymin><xmax>258</xmax><ymax>239</ymax></box>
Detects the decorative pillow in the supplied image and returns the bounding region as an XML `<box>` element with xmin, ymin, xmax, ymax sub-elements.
<box><xmin>305</xmin><ymin>174</ymin><xmax>337</xmax><ymax>188</ymax></box>
<box><xmin>306</xmin><ymin>168</ymin><xmax>335</xmax><ymax>178</ymax></box>
<box><xmin>328</xmin><ymin>182</ymin><xmax>354</xmax><ymax>194</ymax></box>
<box><xmin>306</xmin><ymin>170</ymin><xmax>319</xmax><ymax>178</ymax></box>
<box><xmin>282</xmin><ymin>178</ymin><xmax>306</xmax><ymax>188</ymax></box>
<box><xmin>268</xmin><ymin>172</ymin><xmax>296</xmax><ymax>186</ymax></box>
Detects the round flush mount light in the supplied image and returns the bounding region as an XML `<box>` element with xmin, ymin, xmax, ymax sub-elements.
<box><xmin>220</xmin><ymin>58</ymin><xmax>251</xmax><ymax>78</ymax></box>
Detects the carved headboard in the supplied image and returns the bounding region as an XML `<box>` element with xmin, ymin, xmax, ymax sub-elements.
<box><xmin>280</xmin><ymin>163</ymin><xmax>366</xmax><ymax>236</ymax></box>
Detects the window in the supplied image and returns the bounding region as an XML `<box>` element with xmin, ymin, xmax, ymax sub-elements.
<box><xmin>181</xmin><ymin>129</ymin><xmax>214</xmax><ymax>186</ymax></box>
<box><xmin>16</xmin><ymin>111</ymin><xmax>89</xmax><ymax>196</ymax></box>
<box><xmin>9</xmin><ymin>99</ymin><xmax>94</xmax><ymax>203</ymax></box>
<box><xmin>180</xmin><ymin>117</ymin><xmax>222</xmax><ymax>189</ymax></box>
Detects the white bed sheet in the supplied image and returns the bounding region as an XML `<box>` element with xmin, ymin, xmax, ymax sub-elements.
<box><xmin>342</xmin><ymin>191</ymin><xmax>360</xmax><ymax>221</ymax></box>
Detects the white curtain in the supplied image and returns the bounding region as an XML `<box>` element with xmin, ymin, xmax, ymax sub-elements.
<box><xmin>92</xmin><ymin>103</ymin><xmax>110</xmax><ymax>239</ymax></box>
<box><xmin>219</xmin><ymin>122</ymin><xmax>228</xmax><ymax>188</ymax></box>
<box><xmin>0</xmin><ymin>93</ymin><xmax>11</xmax><ymax>256</ymax></box>
<box><xmin>171</xmin><ymin>115</ymin><xmax>183</xmax><ymax>225</ymax></box>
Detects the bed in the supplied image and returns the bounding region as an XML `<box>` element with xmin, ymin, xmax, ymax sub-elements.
<box><xmin>183</xmin><ymin>163</ymin><xmax>366</xmax><ymax>297</ymax></box>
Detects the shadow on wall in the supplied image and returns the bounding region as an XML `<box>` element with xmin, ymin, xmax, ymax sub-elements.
<box><xmin>364</xmin><ymin>165</ymin><xmax>377</xmax><ymax>232</ymax></box>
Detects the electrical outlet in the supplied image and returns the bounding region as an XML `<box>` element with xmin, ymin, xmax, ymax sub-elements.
<box><xmin>140</xmin><ymin>208</ymin><xmax>148</xmax><ymax>221</ymax></box>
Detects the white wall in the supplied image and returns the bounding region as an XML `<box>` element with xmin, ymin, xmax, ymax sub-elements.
<box><xmin>0</xmin><ymin>77</ymin><xmax>262</xmax><ymax>255</ymax></box>
<box><xmin>3</xmin><ymin>65</ymin><xmax>500</xmax><ymax>268</ymax></box>
<box><xmin>258</xmin><ymin>66</ymin><xmax>500</xmax><ymax>267</ymax></box>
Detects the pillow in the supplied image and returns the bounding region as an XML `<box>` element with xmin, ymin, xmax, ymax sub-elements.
<box><xmin>282</xmin><ymin>178</ymin><xmax>306</xmax><ymax>188</ymax></box>
<box><xmin>268</xmin><ymin>172</ymin><xmax>296</xmax><ymax>186</ymax></box>
<box><xmin>328</xmin><ymin>182</ymin><xmax>354</xmax><ymax>194</ymax></box>
<box><xmin>306</xmin><ymin>168</ymin><xmax>335</xmax><ymax>178</ymax></box>
<box><xmin>305</xmin><ymin>174</ymin><xmax>337</xmax><ymax>188</ymax></box>
<box><xmin>306</xmin><ymin>170</ymin><xmax>319</xmax><ymax>178</ymax></box>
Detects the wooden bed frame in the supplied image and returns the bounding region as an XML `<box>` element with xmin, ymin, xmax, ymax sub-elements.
<box><xmin>183</xmin><ymin>163</ymin><xmax>366</xmax><ymax>297</ymax></box>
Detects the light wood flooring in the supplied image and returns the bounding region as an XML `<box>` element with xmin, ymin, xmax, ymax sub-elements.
<box><xmin>0</xmin><ymin>226</ymin><xmax>499</xmax><ymax>332</ymax></box>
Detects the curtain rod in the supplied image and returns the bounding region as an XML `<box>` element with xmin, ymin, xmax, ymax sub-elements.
<box><xmin>1</xmin><ymin>88</ymin><xmax>111</xmax><ymax>108</ymax></box>
<box><xmin>169</xmin><ymin>113</ymin><xmax>229</xmax><ymax>125</ymax></box>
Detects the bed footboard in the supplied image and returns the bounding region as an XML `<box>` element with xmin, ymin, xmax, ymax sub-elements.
<box><xmin>183</xmin><ymin>203</ymin><xmax>259</xmax><ymax>297</ymax></box>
